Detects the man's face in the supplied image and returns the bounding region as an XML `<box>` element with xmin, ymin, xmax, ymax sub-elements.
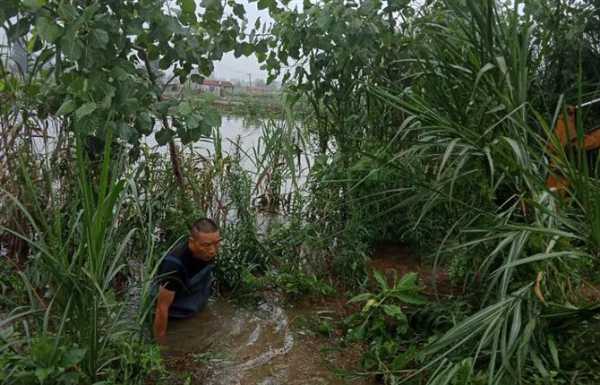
<box><xmin>188</xmin><ymin>230</ymin><xmax>221</xmax><ymax>262</ymax></box>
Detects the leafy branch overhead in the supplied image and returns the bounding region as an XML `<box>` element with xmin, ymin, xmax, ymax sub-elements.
<box><xmin>1</xmin><ymin>0</ymin><xmax>248</xmax><ymax>146</ymax></box>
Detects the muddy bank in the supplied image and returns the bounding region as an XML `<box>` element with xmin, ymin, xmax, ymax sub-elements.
<box><xmin>370</xmin><ymin>242</ymin><xmax>459</xmax><ymax>297</ymax></box>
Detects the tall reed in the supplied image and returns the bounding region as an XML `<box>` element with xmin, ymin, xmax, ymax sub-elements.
<box><xmin>1</xmin><ymin>128</ymin><xmax>160</xmax><ymax>383</ymax></box>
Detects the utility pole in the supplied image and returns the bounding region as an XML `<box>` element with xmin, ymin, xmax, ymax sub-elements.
<box><xmin>247</xmin><ymin>73</ymin><xmax>252</xmax><ymax>88</ymax></box>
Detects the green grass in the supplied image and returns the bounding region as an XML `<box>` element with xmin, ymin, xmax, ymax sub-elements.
<box><xmin>1</xmin><ymin>127</ymin><xmax>162</xmax><ymax>383</ymax></box>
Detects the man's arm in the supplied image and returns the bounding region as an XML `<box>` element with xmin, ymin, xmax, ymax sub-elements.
<box><xmin>153</xmin><ymin>285</ymin><xmax>175</xmax><ymax>341</ymax></box>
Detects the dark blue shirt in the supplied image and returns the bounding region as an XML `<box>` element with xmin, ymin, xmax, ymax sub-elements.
<box><xmin>158</xmin><ymin>240</ymin><xmax>211</xmax><ymax>294</ymax></box>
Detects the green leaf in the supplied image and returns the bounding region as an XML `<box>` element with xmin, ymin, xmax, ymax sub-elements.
<box><xmin>205</xmin><ymin>108</ymin><xmax>221</xmax><ymax>128</ymax></box>
<box><xmin>383</xmin><ymin>304</ymin><xmax>406</xmax><ymax>321</ymax></box>
<box><xmin>202</xmin><ymin>0</ymin><xmax>221</xmax><ymax>9</ymax></box>
<box><xmin>394</xmin><ymin>292</ymin><xmax>427</xmax><ymax>305</ymax></box>
<box><xmin>57</xmin><ymin>372</ymin><xmax>82</xmax><ymax>385</ymax></box>
<box><xmin>26</xmin><ymin>34</ymin><xmax>39</xmax><ymax>53</ymax></box>
<box><xmin>233</xmin><ymin>44</ymin><xmax>243</xmax><ymax>58</ymax></box>
<box><xmin>93</xmin><ymin>29</ymin><xmax>109</xmax><ymax>48</ymax></box>
<box><xmin>176</xmin><ymin>101</ymin><xmax>193</xmax><ymax>115</ymax></box>
<box><xmin>373</xmin><ymin>270</ymin><xmax>388</xmax><ymax>290</ymax></box>
<box><xmin>75</xmin><ymin>102</ymin><xmax>97</xmax><ymax>120</ymax></box>
<box><xmin>257</xmin><ymin>0</ymin><xmax>274</xmax><ymax>10</ymax></box>
<box><xmin>35</xmin><ymin>368</ymin><xmax>52</xmax><ymax>382</ymax></box>
<box><xmin>233</xmin><ymin>3</ymin><xmax>245</xmax><ymax>18</ymax></box>
<box><xmin>23</xmin><ymin>0</ymin><xmax>47</xmax><ymax>9</ymax></box>
<box><xmin>156</xmin><ymin>100</ymin><xmax>177</xmax><ymax>114</ymax></box>
<box><xmin>180</xmin><ymin>0</ymin><xmax>197</xmax><ymax>15</ymax></box>
<box><xmin>349</xmin><ymin>323</ymin><xmax>366</xmax><ymax>340</ymax></box>
<box><xmin>60</xmin><ymin>33</ymin><xmax>83</xmax><ymax>60</ymax></box>
<box><xmin>135</xmin><ymin>113</ymin><xmax>154</xmax><ymax>135</ymax></box>
<box><xmin>155</xmin><ymin>128</ymin><xmax>175</xmax><ymax>145</ymax></box>
<box><xmin>56</xmin><ymin>99</ymin><xmax>76</xmax><ymax>115</ymax></box>
<box><xmin>317</xmin><ymin>13</ymin><xmax>331</xmax><ymax>29</ymax></box>
<box><xmin>62</xmin><ymin>348</ymin><xmax>86</xmax><ymax>367</ymax></box>
<box><xmin>57</xmin><ymin>2</ymin><xmax>78</xmax><ymax>20</ymax></box>
<box><xmin>36</xmin><ymin>16</ymin><xmax>62</xmax><ymax>42</ymax></box>
<box><xmin>348</xmin><ymin>292</ymin><xmax>372</xmax><ymax>303</ymax></box>
<box><xmin>242</xmin><ymin>43</ymin><xmax>254</xmax><ymax>57</ymax></box>
<box><xmin>396</xmin><ymin>272</ymin><xmax>418</xmax><ymax>290</ymax></box>
<box><xmin>31</xmin><ymin>337</ymin><xmax>54</xmax><ymax>364</ymax></box>
<box><xmin>391</xmin><ymin>346</ymin><xmax>417</xmax><ymax>371</ymax></box>
<box><xmin>548</xmin><ymin>336</ymin><xmax>559</xmax><ymax>368</ymax></box>
<box><xmin>118</xmin><ymin>122</ymin><xmax>139</xmax><ymax>143</ymax></box>
<box><xmin>531</xmin><ymin>350</ymin><xmax>550</xmax><ymax>378</ymax></box>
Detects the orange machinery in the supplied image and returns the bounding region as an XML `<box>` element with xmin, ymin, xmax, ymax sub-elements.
<box><xmin>546</xmin><ymin>98</ymin><xmax>600</xmax><ymax>193</ymax></box>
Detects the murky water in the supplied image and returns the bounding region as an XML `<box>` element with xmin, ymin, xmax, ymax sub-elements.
<box><xmin>145</xmin><ymin>116</ymin><xmax>263</xmax><ymax>159</ymax></box>
<box><xmin>162</xmin><ymin>295</ymin><xmax>370</xmax><ymax>385</ymax></box>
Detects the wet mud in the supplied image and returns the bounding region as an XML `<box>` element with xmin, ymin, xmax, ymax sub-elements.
<box><xmin>157</xmin><ymin>295</ymin><xmax>372</xmax><ymax>385</ymax></box>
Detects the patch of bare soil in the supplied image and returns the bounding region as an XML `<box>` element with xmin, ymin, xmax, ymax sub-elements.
<box><xmin>370</xmin><ymin>242</ymin><xmax>460</xmax><ymax>298</ymax></box>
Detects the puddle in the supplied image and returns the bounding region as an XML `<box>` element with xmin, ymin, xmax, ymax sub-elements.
<box><xmin>161</xmin><ymin>295</ymin><xmax>372</xmax><ymax>385</ymax></box>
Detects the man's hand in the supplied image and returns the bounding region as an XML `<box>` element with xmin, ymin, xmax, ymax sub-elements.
<box><xmin>153</xmin><ymin>285</ymin><xmax>175</xmax><ymax>342</ymax></box>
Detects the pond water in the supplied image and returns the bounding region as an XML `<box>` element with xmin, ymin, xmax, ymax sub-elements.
<box><xmin>148</xmin><ymin>114</ymin><xmax>310</xmax><ymax>200</ymax></box>
<box><xmin>31</xmin><ymin>114</ymin><xmax>309</xmax><ymax>213</ymax></box>
<box><xmin>161</xmin><ymin>294</ymin><xmax>372</xmax><ymax>385</ymax></box>
<box><xmin>32</xmin><ymin>115</ymin><xmax>306</xmax><ymax>178</ymax></box>
<box><xmin>145</xmin><ymin>116</ymin><xmax>264</xmax><ymax>162</ymax></box>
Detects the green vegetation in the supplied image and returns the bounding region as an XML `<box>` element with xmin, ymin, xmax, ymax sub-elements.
<box><xmin>345</xmin><ymin>272</ymin><xmax>426</xmax><ymax>381</ymax></box>
<box><xmin>2</xmin><ymin>0</ymin><xmax>600</xmax><ymax>384</ymax></box>
<box><xmin>218</xmin><ymin>92</ymin><xmax>285</xmax><ymax>117</ymax></box>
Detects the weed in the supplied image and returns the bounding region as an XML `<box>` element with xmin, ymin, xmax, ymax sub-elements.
<box><xmin>238</xmin><ymin>269</ymin><xmax>335</xmax><ymax>302</ymax></box>
<box><xmin>344</xmin><ymin>272</ymin><xmax>426</xmax><ymax>381</ymax></box>
<box><xmin>0</xmin><ymin>336</ymin><xmax>86</xmax><ymax>385</ymax></box>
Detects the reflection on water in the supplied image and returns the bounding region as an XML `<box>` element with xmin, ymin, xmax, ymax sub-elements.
<box><xmin>33</xmin><ymin>115</ymin><xmax>265</xmax><ymax>171</ymax></box>
<box><xmin>147</xmin><ymin>114</ymin><xmax>309</xmax><ymax>192</ymax></box>
<box><xmin>144</xmin><ymin>115</ymin><xmax>263</xmax><ymax>159</ymax></box>
<box><xmin>31</xmin><ymin>115</ymin><xmax>308</xmax><ymax>202</ymax></box>
<box><xmin>163</xmin><ymin>295</ymin><xmax>370</xmax><ymax>385</ymax></box>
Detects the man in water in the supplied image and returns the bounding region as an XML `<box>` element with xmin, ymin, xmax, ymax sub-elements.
<box><xmin>153</xmin><ymin>218</ymin><xmax>221</xmax><ymax>340</ymax></box>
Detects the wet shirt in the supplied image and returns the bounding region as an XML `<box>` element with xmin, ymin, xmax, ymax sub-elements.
<box><xmin>158</xmin><ymin>240</ymin><xmax>212</xmax><ymax>295</ymax></box>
